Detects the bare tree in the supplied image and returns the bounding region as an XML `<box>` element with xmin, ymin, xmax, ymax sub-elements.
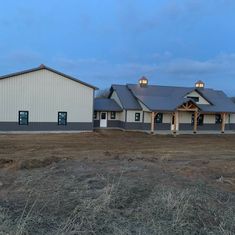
<box><xmin>95</xmin><ymin>88</ymin><xmax>110</xmax><ymax>98</ymax></box>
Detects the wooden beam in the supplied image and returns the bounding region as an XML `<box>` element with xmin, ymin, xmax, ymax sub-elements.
<box><xmin>151</xmin><ymin>112</ymin><xmax>155</xmax><ymax>134</ymax></box>
<box><xmin>177</xmin><ymin>108</ymin><xmax>198</xmax><ymax>112</ymax></box>
<box><xmin>173</xmin><ymin>111</ymin><xmax>178</xmax><ymax>133</ymax></box>
<box><xmin>221</xmin><ymin>113</ymin><xmax>226</xmax><ymax>133</ymax></box>
<box><xmin>193</xmin><ymin>111</ymin><xmax>198</xmax><ymax>134</ymax></box>
<box><xmin>188</xmin><ymin>103</ymin><xmax>193</xmax><ymax>109</ymax></box>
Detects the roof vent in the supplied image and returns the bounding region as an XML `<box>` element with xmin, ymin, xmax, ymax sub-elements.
<box><xmin>39</xmin><ymin>64</ymin><xmax>46</xmax><ymax>69</ymax></box>
<box><xmin>195</xmin><ymin>80</ymin><xmax>205</xmax><ymax>89</ymax></box>
<box><xmin>139</xmin><ymin>76</ymin><xmax>148</xmax><ymax>87</ymax></box>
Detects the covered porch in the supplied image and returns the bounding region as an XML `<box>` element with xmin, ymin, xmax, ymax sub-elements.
<box><xmin>150</xmin><ymin>100</ymin><xmax>228</xmax><ymax>134</ymax></box>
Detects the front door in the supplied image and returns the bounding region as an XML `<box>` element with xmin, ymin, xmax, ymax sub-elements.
<box><xmin>100</xmin><ymin>112</ymin><xmax>108</xmax><ymax>127</ymax></box>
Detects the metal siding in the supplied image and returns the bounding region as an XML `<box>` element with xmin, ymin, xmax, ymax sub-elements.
<box><xmin>127</xmin><ymin>110</ymin><xmax>143</xmax><ymax>122</ymax></box>
<box><xmin>179</xmin><ymin>112</ymin><xmax>192</xmax><ymax>123</ymax></box>
<box><xmin>0</xmin><ymin>69</ymin><xmax>93</xmax><ymax>123</ymax></box>
<box><xmin>0</xmin><ymin>122</ymin><xmax>92</xmax><ymax>131</ymax></box>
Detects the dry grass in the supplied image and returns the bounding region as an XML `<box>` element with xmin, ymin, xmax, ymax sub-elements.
<box><xmin>0</xmin><ymin>170</ymin><xmax>235</xmax><ymax>235</ymax></box>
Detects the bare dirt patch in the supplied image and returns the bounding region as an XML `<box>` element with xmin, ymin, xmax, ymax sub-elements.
<box><xmin>0</xmin><ymin>130</ymin><xmax>235</xmax><ymax>234</ymax></box>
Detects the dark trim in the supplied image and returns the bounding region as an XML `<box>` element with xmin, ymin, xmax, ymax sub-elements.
<box><xmin>0</xmin><ymin>122</ymin><xmax>93</xmax><ymax>131</ymax></box>
<box><xmin>107</xmin><ymin>120</ymin><xmax>123</xmax><ymax>128</ymax></box>
<box><xmin>18</xmin><ymin>111</ymin><xmax>29</xmax><ymax>125</ymax></box>
<box><xmin>179</xmin><ymin>123</ymin><xmax>230</xmax><ymax>131</ymax></box>
<box><xmin>125</xmin><ymin>110</ymin><xmax>127</xmax><ymax>123</ymax></box>
<box><xmin>58</xmin><ymin>112</ymin><xmax>67</xmax><ymax>126</ymax></box>
<box><xmin>94</xmin><ymin>120</ymin><xmax>100</xmax><ymax>128</ymax></box>
<box><xmin>0</xmin><ymin>65</ymin><xmax>97</xmax><ymax>90</ymax></box>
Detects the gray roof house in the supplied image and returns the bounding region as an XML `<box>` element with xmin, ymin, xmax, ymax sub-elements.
<box><xmin>94</xmin><ymin>77</ymin><xmax>235</xmax><ymax>133</ymax></box>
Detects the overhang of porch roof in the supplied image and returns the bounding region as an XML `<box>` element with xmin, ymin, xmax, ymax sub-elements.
<box><xmin>175</xmin><ymin>98</ymin><xmax>200</xmax><ymax>111</ymax></box>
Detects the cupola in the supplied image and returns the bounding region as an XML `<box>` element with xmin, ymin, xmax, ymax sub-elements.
<box><xmin>195</xmin><ymin>80</ymin><xmax>205</xmax><ymax>89</ymax></box>
<box><xmin>139</xmin><ymin>76</ymin><xmax>148</xmax><ymax>87</ymax></box>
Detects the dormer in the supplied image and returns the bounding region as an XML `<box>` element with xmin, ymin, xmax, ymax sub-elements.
<box><xmin>185</xmin><ymin>90</ymin><xmax>210</xmax><ymax>105</ymax></box>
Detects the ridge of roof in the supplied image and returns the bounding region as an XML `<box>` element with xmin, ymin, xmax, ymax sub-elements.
<box><xmin>0</xmin><ymin>64</ymin><xmax>98</xmax><ymax>89</ymax></box>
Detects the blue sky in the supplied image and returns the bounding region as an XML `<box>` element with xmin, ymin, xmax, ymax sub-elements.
<box><xmin>1</xmin><ymin>0</ymin><xmax>235</xmax><ymax>95</ymax></box>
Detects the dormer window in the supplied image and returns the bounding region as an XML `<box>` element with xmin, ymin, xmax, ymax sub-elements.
<box><xmin>139</xmin><ymin>76</ymin><xmax>148</xmax><ymax>87</ymax></box>
<box><xmin>195</xmin><ymin>80</ymin><xmax>205</xmax><ymax>89</ymax></box>
<box><xmin>187</xmin><ymin>96</ymin><xmax>199</xmax><ymax>102</ymax></box>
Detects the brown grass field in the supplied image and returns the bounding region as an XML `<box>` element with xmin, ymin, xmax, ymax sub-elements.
<box><xmin>0</xmin><ymin>130</ymin><xmax>235</xmax><ymax>234</ymax></box>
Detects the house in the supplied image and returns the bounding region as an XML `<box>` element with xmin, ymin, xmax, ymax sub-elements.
<box><xmin>94</xmin><ymin>77</ymin><xmax>235</xmax><ymax>133</ymax></box>
<box><xmin>0</xmin><ymin>64</ymin><xmax>97</xmax><ymax>131</ymax></box>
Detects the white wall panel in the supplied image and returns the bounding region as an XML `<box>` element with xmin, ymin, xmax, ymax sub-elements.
<box><xmin>0</xmin><ymin>69</ymin><xmax>94</xmax><ymax>122</ymax></box>
<box><xmin>127</xmin><ymin>110</ymin><xmax>142</xmax><ymax>122</ymax></box>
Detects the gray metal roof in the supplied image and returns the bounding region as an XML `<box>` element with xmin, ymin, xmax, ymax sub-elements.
<box><xmin>112</xmin><ymin>84</ymin><xmax>235</xmax><ymax>113</ymax></box>
<box><xmin>110</xmin><ymin>85</ymin><xmax>142</xmax><ymax>110</ymax></box>
<box><xmin>94</xmin><ymin>98</ymin><xmax>123</xmax><ymax>111</ymax></box>
<box><xmin>0</xmin><ymin>64</ymin><xmax>98</xmax><ymax>90</ymax></box>
<box><xmin>197</xmin><ymin>89</ymin><xmax>235</xmax><ymax>113</ymax></box>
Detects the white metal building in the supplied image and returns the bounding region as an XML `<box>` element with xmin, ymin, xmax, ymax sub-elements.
<box><xmin>0</xmin><ymin>64</ymin><xmax>97</xmax><ymax>131</ymax></box>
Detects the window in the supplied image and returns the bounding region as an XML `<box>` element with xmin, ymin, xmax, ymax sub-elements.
<box><xmin>135</xmin><ymin>112</ymin><xmax>141</xmax><ymax>121</ymax></box>
<box><xmin>154</xmin><ymin>113</ymin><xmax>163</xmax><ymax>123</ymax></box>
<box><xmin>19</xmin><ymin>111</ymin><xmax>29</xmax><ymax>125</ymax></box>
<box><xmin>94</xmin><ymin>111</ymin><xmax>97</xmax><ymax>119</ymax></box>
<box><xmin>58</xmin><ymin>112</ymin><xmax>67</xmax><ymax>125</ymax></box>
<box><xmin>187</xmin><ymin>96</ymin><xmax>199</xmax><ymax>102</ymax></box>
<box><xmin>191</xmin><ymin>113</ymin><xmax>204</xmax><ymax>126</ymax></box>
<box><xmin>215</xmin><ymin>114</ymin><xmax>222</xmax><ymax>124</ymax></box>
<box><xmin>110</xmin><ymin>111</ymin><xmax>116</xmax><ymax>119</ymax></box>
<box><xmin>101</xmin><ymin>112</ymin><xmax>106</xmax><ymax>120</ymax></box>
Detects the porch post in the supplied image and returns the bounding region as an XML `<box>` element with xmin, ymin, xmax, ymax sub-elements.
<box><xmin>193</xmin><ymin>111</ymin><xmax>198</xmax><ymax>134</ymax></box>
<box><xmin>151</xmin><ymin>112</ymin><xmax>155</xmax><ymax>134</ymax></box>
<box><xmin>221</xmin><ymin>113</ymin><xmax>226</xmax><ymax>133</ymax></box>
<box><xmin>173</xmin><ymin>111</ymin><xmax>178</xmax><ymax>134</ymax></box>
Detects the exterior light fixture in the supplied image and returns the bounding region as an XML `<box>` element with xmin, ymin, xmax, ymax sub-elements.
<box><xmin>195</xmin><ymin>80</ymin><xmax>205</xmax><ymax>89</ymax></box>
<box><xmin>139</xmin><ymin>76</ymin><xmax>148</xmax><ymax>87</ymax></box>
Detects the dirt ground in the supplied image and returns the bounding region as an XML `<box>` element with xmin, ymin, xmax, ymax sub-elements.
<box><xmin>0</xmin><ymin>130</ymin><xmax>235</xmax><ymax>191</ymax></box>
<box><xmin>0</xmin><ymin>130</ymin><xmax>235</xmax><ymax>234</ymax></box>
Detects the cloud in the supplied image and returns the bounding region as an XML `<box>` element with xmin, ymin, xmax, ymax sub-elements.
<box><xmin>0</xmin><ymin>51</ymin><xmax>43</xmax><ymax>73</ymax></box>
<box><xmin>159</xmin><ymin>58</ymin><xmax>218</xmax><ymax>75</ymax></box>
<box><xmin>158</xmin><ymin>53</ymin><xmax>235</xmax><ymax>76</ymax></box>
<box><xmin>115</xmin><ymin>0</ymin><xmax>235</xmax><ymax>34</ymax></box>
<box><xmin>1</xmin><ymin>51</ymin><xmax>235</xmax><ymax>94</ymax></box>
<box><xmin>51</xmin><ymin>56</ymin><xmax>158</xmax><ymax>87</ymax></box>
